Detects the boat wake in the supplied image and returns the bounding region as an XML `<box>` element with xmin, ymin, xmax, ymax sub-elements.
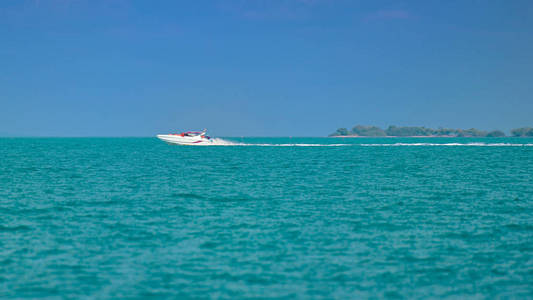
<box><xmin>208</xmin><ymin>139</ymin><xmax>349</xmax><ymax>146</ymax></box>
<box><xmin>360</xmin><ymin>143</ymin><xmax>533</xmax><ymax>147</ymax></box>
<box><xmin>207</xmin><ymin>138</ymin><xmax>241</xmax><ymax>145</ymax></box>
<box><xmin>238</xmin><ymin>143</ymin><xmax>350</xmax><ymax>147</ymax></box>
<box><xmin>207</xmin><ymin>140</ymin><xmax>533</xmax><ymax>147</ymax></box>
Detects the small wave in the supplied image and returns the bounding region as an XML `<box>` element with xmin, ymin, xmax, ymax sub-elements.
<box><xmin>0</xmin><ymin>224</ymin><xmax>31</xmax><ymax>232</ymax></box>
<box><xmin>172</xmin><ymin>192</ymin><xmax>205</xmax><ymax>199</ymax></box>
<box><xmin>360</xmin><ymin>143</ymin><xmax>533</xmax><ymax>147</ymax></box>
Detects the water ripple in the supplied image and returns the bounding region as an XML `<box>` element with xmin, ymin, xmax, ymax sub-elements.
<box><xmin>0</xmin><ymin>137</ymin><xmax>532</xmax><ymax>298</ymax></box>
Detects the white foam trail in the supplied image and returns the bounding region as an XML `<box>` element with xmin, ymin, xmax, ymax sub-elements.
<box><xmin>204</xmin><ymin>139</ymin><xmax>533</xmax><ymax>147</ymax></box>
<box><xmin>360</xmin><ymin>143</ymin><xmax>533</xmax><ymax>147</ymax></box>
<box><xmin>208</xmin><ymin>138</ymin><xmax>240</xmax><ymax>146</ymax></box>
<box><xmin>208</xmin><ymin>139</ymin><xmax>350</xmax><ymax>146</ymax></box>
<box><xmin>240</xmin><ymin>143</ymin><xmax>350</xmax><ymax>147</ymax></box>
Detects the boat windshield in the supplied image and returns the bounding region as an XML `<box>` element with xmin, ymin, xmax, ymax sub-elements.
<box><xmin>183</xmin><ymin>131</ymin><xmax>203</xmax><ymax>137</ymax></box>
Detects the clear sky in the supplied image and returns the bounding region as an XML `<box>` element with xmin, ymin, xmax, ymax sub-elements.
<box><xmin>1</xmin><ymin>0</ymin><xmax>532</xmax><ymax>136</ymax></box>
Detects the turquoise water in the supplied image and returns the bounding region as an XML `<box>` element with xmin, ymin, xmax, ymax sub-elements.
<box><xmin>1</xmin><ymin>137</ymin><xmax>532</xmax><ymax>299</ymax></box>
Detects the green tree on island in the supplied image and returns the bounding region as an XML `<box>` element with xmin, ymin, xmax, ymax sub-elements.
<box><xmin>331</xmin><ymin>128</ymin><xmax>349</xmax><ymax>136</ymax></box>
<box><xmin>486</xmin><ymin>130</ymin><xmax>506</xmax><ymax>137</ymax></box>
<box><xmin>510</xmin><ymin>127</ymin><xmax>533</xmax><ymax>137</ymax></box>
<box><xmin>350</xmin><ymin>125</ymin><xmax>386</xmax><ymax>136</ymax></box>
<box><xmin>385</xmin><ymin>126</ymin><xmax>435</xmax><ymax>137</ymax></box>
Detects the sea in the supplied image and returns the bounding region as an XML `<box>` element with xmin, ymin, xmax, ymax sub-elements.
<box><xmin>1</xmin><ymin>137</ymin><xmax>532</xmax><ymax>299</ymax></box>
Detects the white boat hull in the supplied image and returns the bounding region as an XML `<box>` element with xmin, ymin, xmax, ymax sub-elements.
<box><xmin>157</xmin><ymin>134</ymin><xmax>213</xmax><ymax>145</ymax></box>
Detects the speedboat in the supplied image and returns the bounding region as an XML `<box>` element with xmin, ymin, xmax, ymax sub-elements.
<box><xmin>157</xmin><ymin>129</ymin><xmax>214</xmax><ymax>145</ymax></box>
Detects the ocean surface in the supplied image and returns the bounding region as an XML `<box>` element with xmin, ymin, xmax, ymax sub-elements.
<box><xmin>1</xmin><ymin>137</ymin><xmax>532</xmax><ymax>299</ymax></box>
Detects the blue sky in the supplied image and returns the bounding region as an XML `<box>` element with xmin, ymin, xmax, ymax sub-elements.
<box><xmin>1</xmin><ymin>0</ymin><xmax>532</xmax><ymax>136</ymax></box>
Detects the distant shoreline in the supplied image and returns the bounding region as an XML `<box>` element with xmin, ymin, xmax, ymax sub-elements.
<box><xmin>331</xmin><ymin>125</ymin><xmax>533</xmax><ymax>138</ymax></box>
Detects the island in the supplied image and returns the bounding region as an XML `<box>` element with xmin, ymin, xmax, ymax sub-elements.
<box><xmin>330</xmin><ymin>125</ymin><xmax>533</xmax><ymax>137</ymax></box>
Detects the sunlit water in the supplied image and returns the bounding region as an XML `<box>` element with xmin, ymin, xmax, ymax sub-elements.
<box><xmin>1</xmin><ymin>137</ymin><xmax>532</xmax><ymax>298</ymax></box>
